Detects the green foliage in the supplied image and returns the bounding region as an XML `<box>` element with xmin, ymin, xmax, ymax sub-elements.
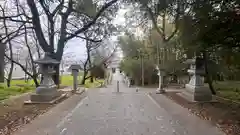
<box><xmin>10</xmin><ymin>79</ymin><xmax>37</xmax><ymax>86</ymax></box>
<box><xmin>61</xmin><ymin>74</ymin><xmax>103</xmax><ymax>88</ymax></box>
<box><xmin>84</xmin><ymin>79</ymin><xmax>104</xmax><ymax>88</ymax></box>
<box><xmin>75</xmin><ymin>0</ymin><xmax>97</xmax><ymax>17</ymax></box>
<box><xmin>121</xmin><ymin>0</ymin><xmax>240</xmax><ymax>99</ymax></box>
<box><xmin>214</xmin><ymin>81</ymin><xmax>240</xmax><ymax>102</ymax></box>
<box><xmin>120</xmin><ymin>58</ymin><xmax>142</xmax><ymax>79</ymax></box>
<box><xmin>120</xmin><ymin>58</ymin><xmax>157</xmax><ymax>85</ymax></box>
<box><xmin>118</xmin><ymin>34</ymin><xmax>145</xmax><ymax>58</ymax></box>
<box><xmin>90</xmin><ymin>65</ymin><xmax>106</xmax><ymax>79</ymax></box>
<box><xmin>0</xmin><ymin>83</ymin><xmax>34</xmax><ymax>101</ymax></box>
<box><xmin>61</xmin><ymin>75</ymin><xmax>76</xmax><ymax>86</ymax></box>
<box><xmin>176</xmin><ymin>0</ymin><xmax>240</xmax><ymax>82</ymax></box>
<box><xmin>179</xmin><ymin>0</ymin><xmax>240</xmax><ymax>50</ymax></box>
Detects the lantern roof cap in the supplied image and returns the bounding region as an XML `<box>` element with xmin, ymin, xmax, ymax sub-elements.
<box><xmin>68</xmin><ymin>64</ymin><xmax>82</xmax><ymax>71</ymax></box>
<box><xmin>35</xmin><ymin>53</ymin><xmax>60</xmax><ymax>64</ymax></box>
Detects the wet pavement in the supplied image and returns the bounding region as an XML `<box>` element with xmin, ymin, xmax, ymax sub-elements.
<box><xmin>13</xmin><ymin>71</ymin><xmax>224</xmax><ymax>135</ymax></box>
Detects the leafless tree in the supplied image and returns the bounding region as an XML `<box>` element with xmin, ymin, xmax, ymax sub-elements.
<box><xmin>0</xmin><ymin>0</ymin><xmax>119</xmax><ymax>86</ymax></box>
<box><xmin>0</xmin><ymin>2</ymin><xmax>43</xmax><ymax>87</ymax></box>
<box><xmin>1</xmin><ymin>5</ymin><xmax>16</xmax><ymax>86</ymax></box>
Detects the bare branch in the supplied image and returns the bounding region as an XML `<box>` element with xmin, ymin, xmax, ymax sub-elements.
<box><xmin>146</xmin><ymin>5</ymin><xmax>165</xmax><ymax>40</ymax></box>
<box><xmin>0</xmin><ymin>5</ymin><xmax>31</xmax><ymax>44</ymax></box>
<box><xmin>145</xmin><ymin>2</ymin><xmax>180</xmax><ymax>42</ymax></box>
<box><xmin>0</xmin><ymin>25</ymin><xmax>33</xmax><ymax>44</ymax></box>
<box><xmin>0</xmin><ymin>13</ymin><xmax>27</xmax><ymax>20</ymax></box>
<box><xmin>4</xmin><ymin>54</ymin><xmax>34</xmax><ymax>78</ymax></box>
<box><xmin>52</xmin><ymin>0</ymin><xmax>65</xmax><ymax>16</ymax></box>
<box><xmin>39</xmin><ymin>0</ymin><xmax>51</xmax><ymax>17</ymax></box>
<box><xmin>67</xmin><ymin>32</ymin><xmax>102</xmax><ymax>42</ymax></box>
<box><xmin>0</xmin><ymin>5</ymin><xmax>31</xmax><ymax>23</ymax></box>
<box><xmin>55</xmin><ymin>0</ymin><xmax>74</xmax><ymax>59</ymax></box>
<box><xmin>89</xmin><ymin>43</ymin><xmax>102</xmax><ymax>51</ymax></box>
<box><xmin>65</xmin><ymin>0</ymin><xmax>118</xmax><ymax>40</ymax></box>
<box><xmin>27</xmin><ymin>0</ymin><xmax>50</xmax><ymax>52</ymax></box>
<box><xmin>2</xmin><ymin>32</ymin><xmax>25</xmax><ymax>44</ymax></box>
<box><xmin>99</xmin><ymin>45</ymin><xmax>118</xmax><ymax>65</ymax></box>
<box><xmin>166</xmin><ymin>2</ymin><xmax>180</xmax><ymax>42</ymax></box>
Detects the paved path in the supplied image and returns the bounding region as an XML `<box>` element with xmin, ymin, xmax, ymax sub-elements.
<box><xmin>14</xmin><ymin>71</ymin><xmax>224</xmax><ymax>135</ymax></box>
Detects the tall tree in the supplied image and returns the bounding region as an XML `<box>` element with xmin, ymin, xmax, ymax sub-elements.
<box><xmin>139</xmin><ymin>0</ymin><xmax>184</xmax><ymax>68</ymax></box>
<box><xmin>178</xmin><ymin>0</ymin><xmax>240</xmax><ymax>94</ymax></box>
<box><xmin>0</xmin><ymin>0</ymin><xmax>119</xmax><ymax>85</ymax></box>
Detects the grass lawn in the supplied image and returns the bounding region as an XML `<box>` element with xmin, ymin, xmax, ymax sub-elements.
<box><xmin>0</xmin><ymin>82</ymin><xmax>34</xmax><ymax>101</ymax></box>
<box><xmin>214</xmin><ymin>81</ymin><xmax>240</xmax><ymax>102</ymax></box>
<box><xmin>61</xmin><ymin>74</ymin><xmax>105</xmax><ymax>88</ymax></box>
<box><xmin>0</xmin><ymin>73</ymin><xmax>104</xmax><ymax>101</ymax></box>
<box><xmin>84</xmin><ymin>78</ymin><xmax>105</xmax><ymax>88</ymax></box>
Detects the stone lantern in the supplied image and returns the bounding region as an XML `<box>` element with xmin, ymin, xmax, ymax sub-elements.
<box><xmin>26</xmin><ymin>53</ymin><xmax>61</xmax><ymax>103</ymax></box>
<box><xmin>68</xmin><ymin>64</ymin><xmax>82</xmax><ymax>91</ymax></box>
<box><xmin>183</xmin><ymin>57</ymin><xmax>212</xmax><ymax>101</ymax></box>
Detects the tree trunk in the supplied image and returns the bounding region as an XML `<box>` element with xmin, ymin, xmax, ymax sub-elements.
<box><xmin>7</xmin><ymin>63</ymin><xmax>14</xmax><ymax>87</ymax></box>
<box><xmin>81</xmin><ymin>51</ymin><xmax>89</xmax><ymax>85</ymax></box>
<box><xmin>6</xmin><ymin>36</ymin><xmax>14</xmax><ymax>87</ymax></box>
<box><xmin>203</xmin><ymin>51</ymin><xmax>216</xmax><ymax>95</ymax></box>
<box><xmin>90</xmin><ymin>75</ymin><xmax>94</xmax><ymax>82</ymax></box>
<box><xmin>32</xmin><ymin>75</ymin><xmax>39</xmax><ymax>87</ymax></box>
<box><xmin>88</xmin><ymin>59</ymin><xmax>93</xmax><ymax>83</ymax></box>
<box><xmin>81</xmin><ymin>70</ymin><xmax>88</xmax><ymax>85</ymax></box>
<box><xmin>86</xmin><ymin>44</ymin><xmax>93</xmax><ymax>83</ymax></box>
<box><xmin>6</xmin><ymin>79</ymin><xmax>11</xmax><ymax>87</ymax></box>
<box><xmin>52</xmin><ymin>64</ymin><xmax>60</xmax><ymax>88</ymax></box>
<box><xmin>0</xmin><ymin>43</ymin><xmax>5</xmax><ymax>83</ymax></box>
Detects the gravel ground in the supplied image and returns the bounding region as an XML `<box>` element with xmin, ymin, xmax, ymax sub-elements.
<box><xmin>155</xmin><ymin>91</ymin><xmax>240</xmax><ymax>135</ymax></box>
<box><xmin>0</xmin><ymin>88</ymin><xmax>84</xmax><ymax>135</ymax></box>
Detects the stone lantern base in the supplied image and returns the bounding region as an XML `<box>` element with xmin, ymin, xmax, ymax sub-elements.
<box><xmin>178</xmin><ymin>74</ymin><xmax>213</xmax><ymax>102</ymax></box>
<box><xmin>25</xmin><ymin>78</ymin><xmax>64</xmax><ymax>104</ymax></box>
<box><xmin>25</xmin><ymin>87</ymin><xmax>64</xmax><ymax>104</ymax></box>
<box><xmin>30</xmin><ymin>87</ymin><xmax>62</xmax><ymax>102</ymax></box>
<box><xmin>183</xmin><ymin>83</ymin><xmax>212</xmax><ymax>102</ymax></box>
<box><xmin>180</xmin><ymin>58</ymin><xmax>213</xmax><ymax>102</ymax></box>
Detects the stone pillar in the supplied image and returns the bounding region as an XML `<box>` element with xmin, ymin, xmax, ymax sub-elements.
<box><xmin>156</xmin><ymin>67</ymin><xmax>166</xmax><ymax>94</ymax></box>
<box><xmin>158</xmin><ymin>72</ymin><xmax>163</xmax><ymax>88</ymax></box>
<box><xmin>68</xmin><ymin>64</ymin><xmax>81</xmax><ymax>92</ymax></box>
<box><xmin>72</xmin><ymin>69</ymin><xmax>78</xmax><ymax>91</ymax></box>
<box><xmin>127</xmin><ymin>77</ymin><xmax>130</xmax><ymax>87</ymax></box>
